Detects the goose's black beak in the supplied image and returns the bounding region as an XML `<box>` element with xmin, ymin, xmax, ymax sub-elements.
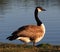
<box><xmin>42</xmin><ymin>9</ymin><xmax>46</xmax><ymax>11</ymax></box>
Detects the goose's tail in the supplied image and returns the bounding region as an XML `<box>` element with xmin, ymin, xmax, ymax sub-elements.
<box><xmin>6</xmin><ymin>35</ymin><xmax>18</xmax><ymax>41</ymax></box>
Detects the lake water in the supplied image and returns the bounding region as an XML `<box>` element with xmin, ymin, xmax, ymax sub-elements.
<box><xmin>0</xmin><ymin>0</ymin><xmax>60</xmax><ymax>45</ymax></box>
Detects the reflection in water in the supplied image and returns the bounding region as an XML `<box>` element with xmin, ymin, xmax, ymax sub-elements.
<box><xmin>0</xmin><ymin>0</ymin><xmax>60</xmax><ymax>15</ymax></box>
<box><xmin>0</xmin><ymin>0</ymin><xmax>9</xmax><ymax>15</ymax></box>
<box><xmin>0</xmin><ymin>0</ymin><xmax>60</xmax><ymax>45</ymax></box>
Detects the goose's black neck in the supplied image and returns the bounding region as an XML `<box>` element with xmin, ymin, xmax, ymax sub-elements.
<box><xmin>34</xmin><ymin>8</ymin><xmax>42</xmax><ymax>26</ymax></box>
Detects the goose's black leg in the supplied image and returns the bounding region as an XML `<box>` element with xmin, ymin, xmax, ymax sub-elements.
<box><xmin>33</xmin><ymin>42</ymin><xmax>35</xmax><ymax>46</ymax></box>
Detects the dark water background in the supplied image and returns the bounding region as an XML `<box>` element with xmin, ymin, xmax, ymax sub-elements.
<box><xmin>0</xmin><ymin>0</ymin><xmax>60</xmax><ymax>45</ymax></box>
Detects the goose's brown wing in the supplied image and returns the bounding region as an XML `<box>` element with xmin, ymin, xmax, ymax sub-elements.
<box><xmin>13</xmin><ymin>25</ymin><xmax>44</xmax><ymax>39</ymax></box>
<box><xmin>11</xmin><ymin>26</ymin><xmax>28</xmax><ymax>35</ymax></box>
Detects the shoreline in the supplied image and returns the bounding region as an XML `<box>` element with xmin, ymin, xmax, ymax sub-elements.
<box><xmin>0</xmin><ymin>42</ymin><xmax>60</xmax><ymax>52</ymax></box>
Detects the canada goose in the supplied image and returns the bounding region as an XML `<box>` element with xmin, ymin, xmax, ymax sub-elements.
<box><xmin>7</xmin><ymin>7</ymin><xmax>46</xmax><ymax>46</ymax></box>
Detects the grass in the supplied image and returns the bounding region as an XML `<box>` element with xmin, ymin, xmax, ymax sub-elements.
<box><xmin>0</xmin><ymin>42</ymin><xmax>60</xmax><ymax>52</ymax></box>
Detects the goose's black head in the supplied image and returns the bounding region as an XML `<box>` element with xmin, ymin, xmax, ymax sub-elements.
<box><xmin>36</xmin><ymin>7</ymin><xmax>46</xmax><ymax>12</ymax></box>
<box><xmin>34</xmin><ymin>7</ymin><xmax>46</xmax><ymax>26</ymax></box>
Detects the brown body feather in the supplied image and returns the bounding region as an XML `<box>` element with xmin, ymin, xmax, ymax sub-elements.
<box><xmin>17</xmin><ymin>24</ymin><xmax>45</xmax><ymax>39</ymax></box>
<box><xmin>16</xmin><ymin>24</ymin><xmax>45</xmax><ymax>43</ymax></box>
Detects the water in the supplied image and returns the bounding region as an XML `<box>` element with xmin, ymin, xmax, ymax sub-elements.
<box><xmin>0</xmin><ymin>0</ymin><xmax>60</xmax><ymax>45</ymax></box>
